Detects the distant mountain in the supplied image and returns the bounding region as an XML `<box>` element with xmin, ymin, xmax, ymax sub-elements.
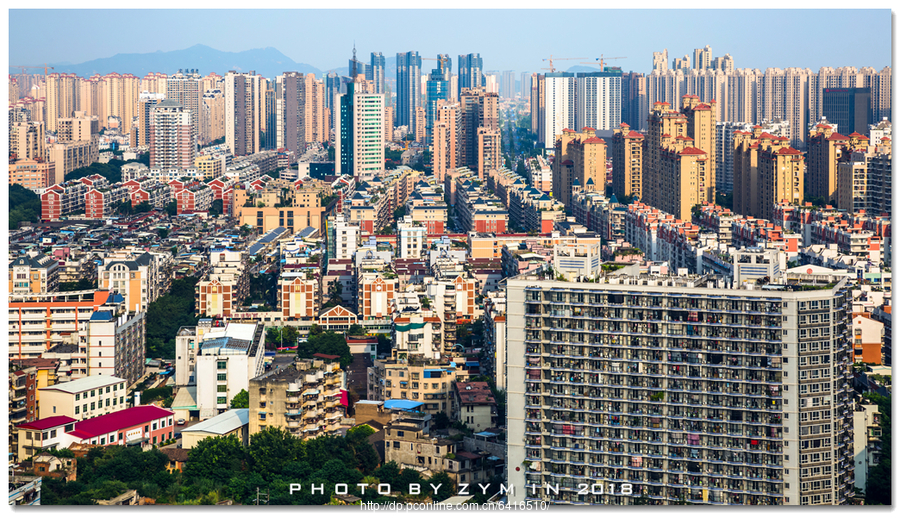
<box><xmin>30</xmin><ymin>45</ymin><xmax>321</xmax><ymax>79</ymax></box>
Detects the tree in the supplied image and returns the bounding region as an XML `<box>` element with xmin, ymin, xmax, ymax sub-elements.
<box><xmin>157</xmin><ymin>228</ymin><xmax>169</xmax><ymax>239</ymax></box>
<box><xmin>347</xmin><ymin>324</ymin><xmax>367</xmax><ymax>337</ymax></box>
<box><xmin>165</xmin><ymin>200</ymin><xmax>177</xmax><ymax>216</ymax></box>
<box><xmin>230</xmin><ymin>389</ymin><xmax>249</xmax><ymax>409</ymax></box>
<box><xmin>427</xmin><ymin>472</ymin><xmax>455</xmax><ymax>501</ymax></box>
<box><xmin>209</xmin><ymin>199</ymin><xmax>223</xmax><ymax>217</ymax></box>
<box><xmin>376</xmin><ymin>334</ymin><xmax>391</xmax><ymax>356</ymax></box>
<box><xmin>134</xmin><ymin>200</ymin><xmax>152</xmax><ymax>213</ymax></box>
<box><xmin>247</xmin><ymin>427</ymin><xmax>304</xmax><ymax>477</ymax></box>
<box><xmin>432</xmin><ymin>411</ymin><xmax>451</xmax><ymax>429</ymax></box>
<box><xmin>298</xmin><ymin>331</ymin><xmax>352</xmax><ymax>368</ymax></box>
<box><xmin>9</xmin><ymin>183</ymin><xmax>42</xmax><ymax>230</ymax></box>
<box><xmin>183</xmin><ymin>435</ymin><xmax>245</xmax><ymax>484</ymax></box>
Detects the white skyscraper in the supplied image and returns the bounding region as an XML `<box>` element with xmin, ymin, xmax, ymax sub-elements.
<box><xmin>576</xmin><ymin>72</ymin><xmax>623</xmax><ymax>131</ymax></box>
<box><xmin>542</xmin><ymin>73</ymin><xmax>576</xmax><ymax>147</ymax></box>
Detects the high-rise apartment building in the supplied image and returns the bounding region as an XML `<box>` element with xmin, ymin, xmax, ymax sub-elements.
<box><xmin>575</xmin><ymin>70</ymin><xmax>623</xmax><ymax>132</ymax></box>
<box><xmin>458</xmin><ymin>53</ymin><xmax>484</xmax><ymax>100</ymax></box>
<box><xmin>433</xmin><ymin>101</ymin><xmax>461</xmax><ymax>183</ymax></box>
<box><xmin>336</xmin><ymin>75</ymin><xmax>385</xmax><ymax>179</ymax></box>
<box><xmin>693</xmin><ymin>45</ymin><xmax>713</xmax><ymax>70</ymax></box>
<box><xmin>621</xmin><ymin>72</ymin><xmax>648</xmax><ymax>131</ymax></box>
<box><xmin>652</xmin><ymin>49</ymin><xmax>669</xmax><ymax>72</ymax></box>
<box><xmin>224</xmin><ymin>71</ymin><xmax>264</xmax><ymax>157</ymax></box>
<box><xmin>715</xmin><ymin>121</ymin><xmax>753</xmax><ymax>194</ymax></box>
<box><xmin>552</xmin><ymin>128</ymin><xmax>606</xmax><ymax>208</ymax></box>
<box><xmin>520</xmin><ymin>72</ymin><xmax>532</xmax><ymax>99</ymax></box>
<box><xmin>506</xmin><ymin>269</ymin><xmax>856</xmax><ymax>505</ymax></box>
<box><xmin>9</xmin><ymin>121</ymin><xmax>45</xmax><ymax>161</ymax></box>
<box><xmin>102</xmin><ymin>72</ymin><xmax>141</xmax><ymax>136</ymax></box>
<box><xmin>459</xmin><ymin>87</ymin><xmax>500</xmax><ymax>178</ymax></box>
<box><xmin>276</xmin><ymin>72</ymin><xmax>327</xmax><ymax>156</ymax></box>
<box><xmin>733</xmin><ymin>128</ymin><xmax>805</xmax><ymax>220</ymax></box>
<box><xmin>477</xmin><ymin>127</ymin><xmax>502</xmax><ymax>181</ymax></box>
<box><xmin>611</xmin><ymin>123</ymin><xmax>644</xmax><ymax>200</ymax></box>
<box><xmin>823</xmin><ymin>88</ymin><xmax>871</xmax><ymax>137</ymax></box>
<box><xmin>56</xmin><ymin>112</ymin><xmax>98</xmax><ymax>143</ymax></box>
<box><xmin>201</xmin><ymin>89</ymin><xmax>225</xmax><ymax>145</ymax></box>
<box><xmin>149</xmin><ymin>100</ymin><xmax>196</xmax><ymax>171</ymax></box>
<box><xmin>501</xmin><ymin>70</ymin><xmax>516</xmax><ymax>99</ymax></box>
<box><xmin>642</xmin><ymin>96</ymin><xmax>717</xmax><ymax>218</ymax></box>
<box><xmin>531</xmin><ymin>74</ymin><xmax>544</xmax><ymax>136</ymax></box>
<box><xmin>425</xmin><ymin>58</ymin><xmax>452</xmax><ymax>146</ymax></box>
<box><xmin>166</xmin><ymin>69</ymin><xmax>201</xmax><ymax>150</ymax></box>
<box><xmin>396</xmin><ymin>51</ymin><xmax>422</xmax><ymax>135</ymax></box>
<box><xmin>541</xmin><ymin>73</ymin><xmax>576</xmax><ymax>148</ymax></box>
<box><xmin>45</xmin><ymin>73</ymin><xmax>79</xmax><ymax>133</ymax></box>
<box><xmin>806</xmin><ymin>121</ymin><xmax>846</xmax><ymax>203</ymax></box>
<box><xmin>136</xmin><ymin>92</ymin><xmax>164</xmax><ymax>148</ymax></box>
<box><xmin>371</xmin><ymin>52</ymin><xmax>386</xmax><ymax>94</ymax></box>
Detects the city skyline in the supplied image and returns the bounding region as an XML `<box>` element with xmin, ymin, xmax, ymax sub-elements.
<box><xmin>9</xmin><ymin>9</ymin><xmax>892</xmax><ymax>76</ymax></box>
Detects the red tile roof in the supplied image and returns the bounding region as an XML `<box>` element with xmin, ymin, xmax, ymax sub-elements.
<box><xmin>18</xmin><ymin>416</ymin><xmax>77</xmax><ymax>431</ymax></box>
<box><xmin>827</xmin><ymin>133</ymin><xmax>849</xmax><ymax>141</ymax></box>
<box><xmin>69</xmin><ymin>405</ymin><xmax>172</xmax><ymax>440</ymax></box>
<box><xmin>693</xmin><ymin>103</ymin><xmax>712</xmax><ymax>110</ymax></box>
<box><xmin>562</xmin><ymin>160</ymin><xmax>574</xmax><ymax>166</ymax></box>
<box><xmin>776</xmin><ymin>147</ymin><xmax>802</xmax><ymax>155</ymax></box>
<box><xmin>679</xmin><ymin>147</ymin><xmax>707</xmax><ymax>156</ymax></box>
<box><xmin>627</xmin><ymin>131</ymin><xmax>645</xmax><ymax>138</ymax></box>
<box><xmin>313</xmin><ymin>353</ymin><xmax>340</xmax><ymax>360</ymax></box>
<box><xmin>583</xmin><ymin>137</ymin><xmax>605</xmax><ymax>144</ymax></box>
<box><xmin>849</xmin><ymin>132</ymin><xmax>869</xmax><ymax>139</ymax></box>
<box><xmin>582</xmin><ymin>127</ymin><xmax>595</xmax><ymax>131</ymax></box>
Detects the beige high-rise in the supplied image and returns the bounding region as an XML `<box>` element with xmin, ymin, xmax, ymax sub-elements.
<box><xmin>643</xmin><ymin>96</ymin><xmax>717</xmax><ymax>215</ymax></box>
<box><xmin>10</xmin><ymin>121</ymin><xmax>45</xmax><ymax>161</ymax></box>
<box><xmin>141</xmin><ymin>73</ymin><xmax>168</xmax><ymax>96</ymax></box>
<box><xmin>733</xmin><ymin>127</ymin><xmax>805</xmax><ymax>220</ymax></box>
<box><xmin>201</xmin><ymin>89</ymin><xmax>225</xmax><ymax>145</ymax></box>
<box><xmin>167</xmin><ymin>70</ymin><xmax>202</xmax><ymax>149</ymax></box>
<box><xmin>611</xmin><ymin>123</ymin><xmax>644</xmax><ymax>200</ymax></box>
<box><xmin>552</xmin><ymin>128</ymin><xmax>606</xmax><ymax>207</ymax></box>
<box><xmin>45</xmin><ymin>73</ymin><xmax>79</xmax><ymax>133</ymax></box>
<box><xmin>56</xmin><ymin>112</ymin><xmax>98</xmax><ymax>143</ymax></box>
<box><xmin>102</xmin><ymin>73</ymin><xmax>140</xmax><ymax>136</ymax></box>
<box><xmin>225</xmin><ymin>71</ymin><xmax>264</xmax><ymax>157</ymax></box>
<box><xmin>432</xmin><ymin>101</ymin><xmax>461</xmax><ymax>182</ymax></box>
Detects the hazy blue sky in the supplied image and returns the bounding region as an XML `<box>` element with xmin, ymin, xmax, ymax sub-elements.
<box><xmin>9</xmin><ymin>9</ymin><xmax>892</xmax><ymax>74</ymax></box>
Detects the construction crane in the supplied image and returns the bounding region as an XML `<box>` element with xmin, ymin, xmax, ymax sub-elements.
<box><xmin>10</xmin><ymin>64</ymin><xmax>55</xmax><ymax>80</ymax></box>
<box><xmin>422</xmin><ymin>55</ymin><xmax>451</xmax><ymax>73</ymax></box>
<box><xmin>581</xmin><ymin>55</ymin><xmax>627</xmax><ymax>70</ymax></box>
<box><xmin>541</xmin><ymin>56</ymin><xmax>586</xmax><ymax>74</ymax></box>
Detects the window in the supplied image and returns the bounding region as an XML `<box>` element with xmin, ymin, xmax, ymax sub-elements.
<box><xmin>106</xmin><ymin>398</ymin><xmax>110</xmax><ymax>407</ymax></box>
<box><xmin>145</xmin><ymin>425</ymin><xmax>149</xmax><ymax>433</ymax></box>
<box><xmin>119</xmin><ymin>433</ymin><xmax>124</xmax><ymax>440</ymax></box>
<box><xmin>91</xmin><ymin>402</ymin><xmax>95</xmax><ymax>410</ymax></box>
<box><xmin>217</xmin><ymin>361</ymin><xmax>227</xmax><ymax>369</ymax></box>
<box><xmin>75</xmin><ymin>406</ymin><xmax>80</xmax><ymax>414</ymax></box>
<box><xmin>153</xmin><ymin>423</ymin><xmax>157</xmax><ymax>431</ymax></box>
<box><xmin>217</xmin><ymin>385</ymin><xmax>227</xmax><ymax>393</ymax></box>
<box><xmin>217</xmin><ymin>397</ymin><xmax>227</xmax><ymax>405</ymax></box>
<box><xmin>106</xmin><ymin>386</ymin><xmax>110</xmax><ymax>393</ymax></box>
<box><xmin>217</xmin><ymin>373</ymin><xmax>227</xmax><ymax>381</ymax></box>
<box><xmin>76</xmin><ymin>393</ymin><xmax>80</xmax><ymax>401</ymax></box>
<box><xmin>91</xmin><ymin>390</ymin><xmax>96</xmax><ymax>397</ymax></box>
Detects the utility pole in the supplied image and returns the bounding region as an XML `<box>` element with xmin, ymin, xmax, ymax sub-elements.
<box><xmin>254</xmin><ymin>487</ymin><xmax>269</xmax><ymax>505</ymax></box>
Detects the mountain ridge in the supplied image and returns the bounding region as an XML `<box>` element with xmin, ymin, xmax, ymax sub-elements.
<box><xmin>18</xmin><ymin>45</ymin><xmax>322</xmax><ymax>79</ymax></box>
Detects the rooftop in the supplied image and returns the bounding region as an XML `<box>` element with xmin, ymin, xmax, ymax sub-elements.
<box><xmin>39</xmin><ymin>375</ymin><xmax>125</xmax><ymax>394</ymax></box>
<box><xmin>69</xmin><ymin>405</ymin><xmax>173</xmax><ymax>439</ymax></box>
<box><xmin>181</xmin><ymin>409</ymin><xmax>249</xmax><ymax>435</ymax></box>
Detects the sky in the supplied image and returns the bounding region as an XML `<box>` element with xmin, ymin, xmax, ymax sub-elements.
<box><xmin>8</xmin><ymin>9</ymin><xmax>893</xmax><ymax>75</ymax></box>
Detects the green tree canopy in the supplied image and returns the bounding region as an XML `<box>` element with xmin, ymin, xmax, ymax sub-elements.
<box><xmin>9</xmin><ymin>183</ymin><xmax>42</xmax><ymax>229</ymax></box>
<box><xmin>230</xmin><ymin>389</ymin><xmax>249</xmax><ymax>409</ymax></box>
<box><xmin>298</xmin><ymin>331</ymin><xmax>352</xmax><ymax>369</ymax></box>
<box><xmin>184</xmin><ymin>434</ymin><xmax>246</xmax><ymax>485</ymax></box>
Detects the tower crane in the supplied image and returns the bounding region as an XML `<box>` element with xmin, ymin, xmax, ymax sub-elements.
<box><xmin>422</xmin><ymin>55</ymin><xmax>451</xmax><ymax>73</ymax></box>
<box><xmin>10</xmin><ymin>64</ymin><xmax>54</xmax><ymax>81</ymax></box>
<box><xmin>581</xmin><ymin>55</ymin><xmax>627</xmax><ymax>70</ymax></box>
<box><xmin>541</xmin><ymin>56</ymin><xmax>586</xmax><ymax>74</ymax></box>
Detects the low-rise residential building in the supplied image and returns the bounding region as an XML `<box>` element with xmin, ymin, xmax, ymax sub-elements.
<box><xmin>37</xmin><ymin>375</ymin><xmax>127</xmax><ymax>421</ymax></box>
<box><xmin>180</xmin><ymin>408</ymin><xmax>250</xmax><ymax>448</ymax></box>
<box><xmin>85</xmin><ymin>185</ymin><xmax>128</xmax><ymax>219</ymax></box>
<box><xmin>248</xmin><ymin>357</ymin><xmax>346</xmax><ymax>440</ymax></box>
<box><xmin>9</xmin><ymin>157</ymin><xmax>55</xmax><ymax>191</ymax></box>
<box><xmin>9</xmin><ymin>251</ymin><xmax>60</xmax><ymax>295</ymax></box>
<box><xmin>66</xmin><ymin>405</ymin><xmax>175</xmax><ymax>448</ymax></box>
<box><xmin>453</xmin><ymin>381</ymin><xmax>496</xmax><ymax>432</ymax></box>
<box><xmin>852</xmin><ymin>400</ymin><xmax>883</xmax><ymax>493</ymax></box>
<box><xmin>367</xmin><ymin>359</ymin><xmax>460</xmax><ymax>414</ymax></box>
<box><xmin>852</xmin><ymin>315</ymin><xmax>885</xmax><ymax>364</ymax></box>
<box><xmin>40</xmin><ymin>180</ymin><xmax>87</xmax><ymax>221</ymax></box>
